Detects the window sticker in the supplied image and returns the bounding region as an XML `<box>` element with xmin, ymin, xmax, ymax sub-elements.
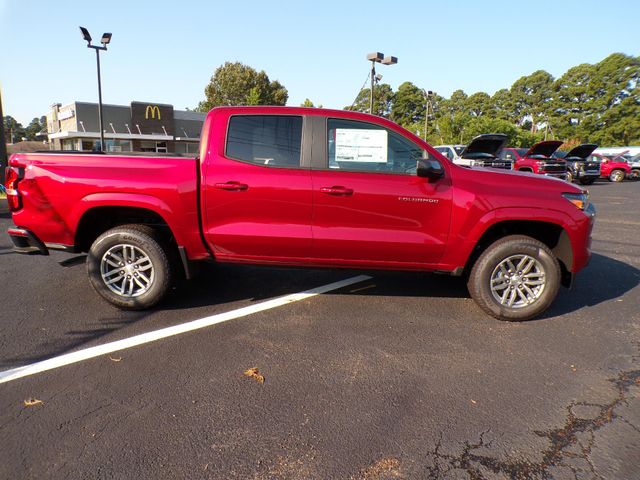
<box><xmin>335</xmin><ymin>129</ymin><xmax>388</xmax><ymax>163</ymax></box>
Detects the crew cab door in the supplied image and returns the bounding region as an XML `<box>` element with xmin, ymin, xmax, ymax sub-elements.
<box><xmin>202</xmin><ymin>113</ymin><xmax>312</xmax><ymax>260</ymax></box>
<box><xmin>309</xmin><ymin>117</ymin><xmax>452</xmax><ymax>266</ymax></box>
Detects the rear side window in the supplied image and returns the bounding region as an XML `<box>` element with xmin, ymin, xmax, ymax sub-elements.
<box><xmin>226</xmin><ymin>115</ymin><xmax>303</xmax><ymax>168</ymax></box>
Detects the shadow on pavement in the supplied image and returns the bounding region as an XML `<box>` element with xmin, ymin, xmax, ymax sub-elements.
<box><xmin>540</xmin><ymin>253</ymin><xmax>639</xmax><ymax>319</ymax></box>
<box><xmin>2</xmin><ymin>253</ymin><xmax>636</xmax><ymax>368</ymax></box>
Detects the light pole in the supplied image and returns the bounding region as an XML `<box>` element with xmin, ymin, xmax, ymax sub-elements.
<box><xmin>366</xmin><ymin>52</ymin><xmax>397</xmax><ymax>115</ymax></box>
<box><xmin>79</xmin><ymin>27</ymin><xmax>112</xmax><ymax>152</ymax></box>
<box><xmin>422</xmin><ymin>89</ymin><xmax>434</xmax><ymax>141</ymax></box>
<box><xmin>0</xmin><ymin>87</ymin><xmax>7</xmax><ymax>183</ymax></box>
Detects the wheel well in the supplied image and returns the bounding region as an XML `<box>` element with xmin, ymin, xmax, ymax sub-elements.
<box><xmin>75</xmin><ymin>207</ymin><xmax>173</xmax><ymax>252</ymax></box>
<box><xmin>465</xmin><ymin>220</ymin><xmax>573</xmax><ymax>285</ymax></box>
<box><xmin>519</xmin><ymin>167</ymin><xmax>534</xmax><ymax>172</ymax></box>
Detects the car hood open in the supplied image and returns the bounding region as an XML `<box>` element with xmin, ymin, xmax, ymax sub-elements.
<box><xmin>524</xmin><ymin>140</ymin><xmax>563</xmax><ymax>158</ymax></box>
<box><xmin>563</xmin><ymin>144</ymin><xmax>598</xmax><ymax>160</ymax></box>
<box><xmin>460</xmin><ymin>134</ymin><xmax>508</xmax><ymax>158</ymax></box>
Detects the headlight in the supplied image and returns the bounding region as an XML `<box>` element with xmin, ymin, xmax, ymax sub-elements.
<box><xmin>562</xmin><ymin>192</ymin><xmax>589</xmax><ymax>210</ymax></box>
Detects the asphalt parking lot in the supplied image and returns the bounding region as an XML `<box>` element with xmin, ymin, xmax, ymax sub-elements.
<box><xmin>1</xmin><ymin>180</ymin><xmax>639</xmax><ymax>480</ymax></box>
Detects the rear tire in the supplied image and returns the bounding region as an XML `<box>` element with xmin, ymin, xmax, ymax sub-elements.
<box><xmin>629</xmin><ymin>169</ymin><xmax>639</xmax><ymax>180</ymax></box>
<box><xmin>467</xmin><ymin>235</ymin><xmax>561</xmax><ymax>321</ymax></box>
<box><xmin>87</xmin><ymin>224</ymin><xmax>173</xmax><ymax>310</ymax></box>
<box><xmin>608</xmin><ymin>169</ymin><xmax>625</xmax><ymax>182</ymax></box>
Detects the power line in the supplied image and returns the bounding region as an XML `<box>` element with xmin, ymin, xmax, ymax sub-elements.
<box><xmin>349</xmin><ymin>72</ymin><xmax>371</xmax><ymax>110</ymax></box>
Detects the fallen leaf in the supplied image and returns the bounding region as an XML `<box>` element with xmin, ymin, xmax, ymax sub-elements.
<box><xmin>23</xmin><ymin>398</ymin><xmax>43</xmax><ymax>407</ymax></box>
<box><xmin>243</xmin><ymin>367</ymin><xmax>265</xmax><ymax>384</ymax></box>
<box><xmin>109</xmin><ymin>356</ymin><xmax>122</xmax><ymax>362</ymax></box>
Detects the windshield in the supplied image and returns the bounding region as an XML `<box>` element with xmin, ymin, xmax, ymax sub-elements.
<box><xmin>515</xmin><ymin>148</ymin><xmax>528</xmax><ymax>156</ymax></box>
<box><xmin>454</xmin><ymin>146</ymin><xmax>465</xmax><ymax>156</ymax></box>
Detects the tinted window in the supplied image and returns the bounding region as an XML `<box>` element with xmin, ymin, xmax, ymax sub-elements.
<box><xmin>327</xmin><ymin>119</ymin><xmax>425</xmax><ymax>174</ymax></box>
<box><xmin>226</xmin><ymin>115</ymin><xmax>303</xmax><ymax>167</ymax></box>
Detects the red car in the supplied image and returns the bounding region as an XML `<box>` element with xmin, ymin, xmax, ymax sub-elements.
<box><xmin>499</xmin><ymin>141</ymin><xmax>567</xmax><ymax>180</ymax></box>
<box><xmin>6</xmin><ymin>106</ymin><xmax>595</xmax><ymax>321</ymax></box>
<box><xmin>587</xmin><ymin>153</ymin><xmax>631</xmax><ymax>182</ymax></box>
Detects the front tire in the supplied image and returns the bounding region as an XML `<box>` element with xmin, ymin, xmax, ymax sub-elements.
<box><xmin>608</xmin><ymin>169</ymin><xmax>625</xmax><ymax>182</ymax></box>
<box><xmin>467</xmin><ymin>235</ymin><xmax>561</xmax><ymax>321</ymax></box>
<box><xmin>566</xmin><ymin>170</ymin><xmax>574</xmax><ymax>183</ymax></box>
<box><xmin>87</xmin><ymin>225</ymin><xmax>173</xmax><ymax>310</ymax></box>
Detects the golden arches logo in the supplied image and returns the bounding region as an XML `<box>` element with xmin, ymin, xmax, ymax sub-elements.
<box><xmin>145</xmin><ymin>105</ymin><xmax>161</xmax><ymax>120</ymax></box>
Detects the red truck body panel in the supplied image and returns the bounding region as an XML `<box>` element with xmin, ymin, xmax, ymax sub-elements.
<box><xmin>8</xmin><ymin>153</ymin><xmax>209</xmax><ymax>259</ymax></box>
<box><xmin>8</xmin><ymin>107</ymin><xmax>594</xmax><ymax>275</ymax></box>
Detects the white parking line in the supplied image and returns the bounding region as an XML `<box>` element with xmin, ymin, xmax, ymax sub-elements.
<box><xmin>0</xmin><ymin>275</ymin><xmax>371</xmax><ymax>385</ymax></box>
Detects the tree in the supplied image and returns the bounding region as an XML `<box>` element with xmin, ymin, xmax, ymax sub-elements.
<box><xmin>551</xmin><ymin>53</ymin><xmax>640</xmax><ymax>144</ymax></box>
<box><xmin>3</xmin><ymin>116</ymin><xmax>25</xmax><ymax>143</ymax></box>
<box><xmin>390</xmin><ymin>82</ymin><xmax>425</xmax><ymax>127</ymax></box>
<box><xmin>510</xmin><ymin>70</ymin><xmax>554</xmax><ymax>132</ymax></box>
<box><xmin>439</xmin><ymin>89</ymin><xmax>468</xmax><ymax>117</ymax></box>
<box><xmin>300</xmin><ymin>99</ymin><xmax>323</xmax><ymax>108</ymax></box>
<box><xmin>25</xmin><ymin>117</ymin><xmax>46</xmax><ymax>140</ymax></box>
<box><xmin>197</xmin><ymin>62</ymin><xmax>288</xmax><ymax>111</ymax></box>
<box><xmin>465</xmin><ymin>92</ymin><xmax>493</xmax><ymax>117</ymax></box>
<box><xmin>491</xmin><ymin>89</ymin><xmax>514</xmax><ymax>121</ymax></box>
<box><xmin>345</xmin><ymin>84</ymin><xmax>394</xmax><ymax>118</ymax></box>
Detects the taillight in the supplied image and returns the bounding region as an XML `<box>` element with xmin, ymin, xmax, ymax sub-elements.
<box><xmin>5</xmin><ymin>166</ymin><xmax>24</xmax><ymax>212</ymax></box>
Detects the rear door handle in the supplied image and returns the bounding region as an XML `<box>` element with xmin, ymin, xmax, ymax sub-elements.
<box><xmin>214</xmin><ymin>181</ymin><xmax>248</xmax><ymax>191</ymax></box>
<box><xmin>320</xmin><ymin>186</ymin><xmax>353</xmax><ymax>196</ymax></box>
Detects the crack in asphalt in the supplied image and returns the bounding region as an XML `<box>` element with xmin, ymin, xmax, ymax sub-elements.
<box><xmin>423</xmin><ymin>369</ymin><xmax>640</xmax><ymax>479</ymax></box>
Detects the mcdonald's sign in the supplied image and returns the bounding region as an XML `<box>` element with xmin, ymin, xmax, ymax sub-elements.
<box><xmin>145</xmin><ymin>105</ymin><xmax>161</xmax><ymax>120</ymax></box>
<box><xmin>131</xmin><ymin>102</ymin><xmax>175</xmax><ymax>135</ymax></box>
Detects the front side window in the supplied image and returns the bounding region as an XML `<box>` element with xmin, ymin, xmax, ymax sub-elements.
<box><xmin>226</xmin><ymin>115</ymin><xmax>303</xmax><ymax>168</ymax></box>
<box><xmin>327</xmin><ymin>119</ymin><xmax>425</xmax><ymax>174</ymax></box>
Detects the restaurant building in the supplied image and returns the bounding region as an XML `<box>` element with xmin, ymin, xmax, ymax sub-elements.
<box><xmin>46</xmin><ymin>101</ymin><xmax>206</xmax><ymax>155</ymax></box>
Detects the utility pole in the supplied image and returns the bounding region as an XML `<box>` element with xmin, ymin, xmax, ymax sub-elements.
<box><xmin>365</xmin><ymin>52</ymin><xmax>397</xmax><ymax>116</ymax></box>
<box><xmin>79</xmin><ymin>27</ymin><xmax>112</xmax><ymax>152</ymax></box>
<box><xmin>0</xmin><ymin>87</ymin><xmax>7</xmax><ymax>183</ymax></box>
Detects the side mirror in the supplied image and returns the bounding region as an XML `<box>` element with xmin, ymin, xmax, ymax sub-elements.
<box><xmin>417</xmin><ymin>159</ymin><xmax>444</xmax><ymax>179</ymax></box>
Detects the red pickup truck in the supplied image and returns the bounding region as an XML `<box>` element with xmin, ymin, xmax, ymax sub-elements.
<box><xmin>500</xmin><ymin>141</ymin><xmax>568</xmax><ymax>180</ymax></box>
<box><xmin>6</xmin><ymin>107</ymin><xmax>595</xmax><ymax>321</ymax></box>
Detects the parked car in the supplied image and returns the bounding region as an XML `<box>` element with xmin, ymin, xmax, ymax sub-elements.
<box><xmin>435</xmin><ymin>134</ymin><xmax>511</xmax><ymax>170</ymax></box>
<box><xmin>499</xmin><ymin>141</ymin><xmax>567</xmax><ymax>180</ymax></box>
<box><xmin>553</xmin><ymin>144</ymin><xmax>600</xmax><ymax>185</ymax></box>
<box><xmin>587</xmin><ymin>153</ymin><xmax>632</xmax><ymax>182</ymax></box>
<box><xmin>6</xmin><ymin>106</ymin><xmax>595</xmax><ymax>321</ymax></box>
<box><xmin>432</xmin><ymin>144</ymin><xmax>465</xmax><ymax>163</ymax></box>
<box><xmin>624</xmin><ymin>153</ymin><xmax>640</xmax><ymax>180</ymax></box>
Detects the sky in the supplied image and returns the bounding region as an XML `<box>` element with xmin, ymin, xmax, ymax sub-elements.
<box><xmin>1</xmin><ymin>0</ymin><xmax>639</xmax><ymax>125</ymax></box>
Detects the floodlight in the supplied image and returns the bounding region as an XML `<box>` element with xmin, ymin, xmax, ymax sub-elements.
<box><xmin>366</xmin><ymin>52</ymin><xmax>384</xmax><ymax>63</ymax></box>
<box><xmin>381</xmin><ymin>55</ymin><xmax>398</xmax><ymax>65</ymax></box>
<box><xmin>101</xmin><ymin>33</ymin><xmax>112</xmax><ymax>45</ymax></box>
<box><xmin>79</xmin><ymin>26</ymin><xmax>92</xmax><ymax>44</ymax></box>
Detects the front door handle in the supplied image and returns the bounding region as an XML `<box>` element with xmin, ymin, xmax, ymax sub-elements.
<box><xmin>214</xmin><ymin>181</ymin><xmax>249</xmax><ymax>191</ymax></box>
<box><xmin>320</xmin><ymin>186</ymin><xmax>353</xmax><ymax>196</ymax></box>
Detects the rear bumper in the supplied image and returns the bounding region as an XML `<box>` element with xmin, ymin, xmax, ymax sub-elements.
<box><xmin>7</xmin><ymin>227</ymin><xmax>74</xmax><ymax>255</ymax></box>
